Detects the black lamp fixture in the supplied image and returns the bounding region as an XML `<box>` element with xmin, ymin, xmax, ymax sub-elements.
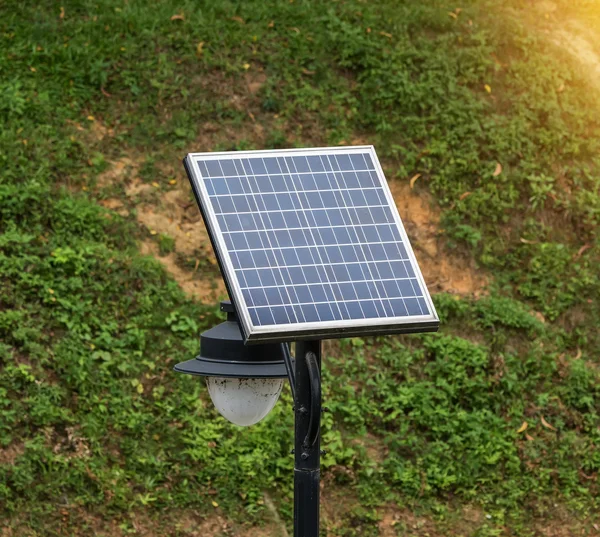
<box><xmin>174</xmin><ymin>301</ymin><xmax>291</xmax><ymax>426</ymax></box>
<box><xmin>174</xmin><ymin>301</ymin><xmax>321</xmax><ymax>537</ymax></box>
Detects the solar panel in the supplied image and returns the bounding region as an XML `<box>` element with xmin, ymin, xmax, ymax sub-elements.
<box><xmin>183</xmin><ymin>146</ymin><xmax>439</xmax><ymax>344</ymax></box>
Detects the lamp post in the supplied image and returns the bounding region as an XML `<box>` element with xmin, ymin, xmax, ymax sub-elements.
<box><xmin>176</xmin><ymin>145</ymin><xmax>440</xmax><ymax>536</ymax></box>
<box><xmin>174</xmin><ymin>301</ymin><xmax>323</xmax><ymax>537</ymax></box>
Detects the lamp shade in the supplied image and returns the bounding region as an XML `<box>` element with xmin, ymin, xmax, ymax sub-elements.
<box><xmin>173</xmin><ymin>302</ymin><xmax>288</xmax><ymax>379</ymax></box>
<box><xmin>173</xmin><ymin>302</ymin><xmax>288</xmax><ymax>426</ymax></box>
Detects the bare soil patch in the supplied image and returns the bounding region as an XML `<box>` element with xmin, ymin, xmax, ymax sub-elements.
<box><xmin>136</xmin><ymin>188</ymin><xmax>210</xmax><ymax>258</ymax></box>
<box><xmin>140</xmin><ymin>240</ymin><xmax>224</xmax><ymax>303</ymax></box>
<box><xmin>91</xmin><ymin>151</ymin><xmax>226</xmax><ymax>303</ymax></box>
<box><xmin>99</xmin><ymin>197</ymin><xmax>129</xmax><ymax>216</ymax></box>
<box><xmin>320</xmin><ymin>486</ymin><xmax>361</xmax><ymax>536</ymax></box>
<box><xmin>261</xmin><ymin>492</ymin><xmax>290</xmax><ymax>537</ymax></box>
<box><xmin>67</xmin><ymin>118</ymin><xmax>115</xmax><ymax>145</ymax></box>
<box><xmin>350</xmin><ymin>432</ymin><xmax>388</xmax><ymax>464</ymax></box>
<box><xmin>134</xmin><ymin>179</ymin><xmax>227</xmax><ymax>302</ymax></box>
<box><xmin>0</xmin><ymin>441</ymin><xmax>25</xmax><ymax>465</ymax></box>
<box><xmin>389</xmin><ymin>181</ymin><xmax>488</xmax><ymax>297</ymax></box>
<box><xmin>97</xmin><ymin>156</ymin><xmax>140</xmax><ymax>188</ymax></box>
<box><xmin>378</xmin><ymin>506</ymin><xmax>441</xmax><ymax>537</ymax></box>
<box><xmin>553</xmin><ymin>22</ymin><xmax>600</xmax><ymax>89</ymax></box>
<box><xmin>241</xmin><ymin>523</ymin><xmax>287</xmax><ymax>537</ymax></box>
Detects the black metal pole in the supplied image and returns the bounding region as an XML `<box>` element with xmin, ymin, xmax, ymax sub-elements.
<box><xmin>294</xmin><ymin>340</ymin><xmax>321</xmax><ymax>537</ymax></box>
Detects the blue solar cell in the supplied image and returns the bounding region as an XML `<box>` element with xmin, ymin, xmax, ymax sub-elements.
<box><xmin>339</xmin><ymin>245</ymin><xmax>359</xmax><ymax>263</ymax></box>
<box><xmin>250</xmin><ymin>288</ymin><xmax>270</xmax><ymax>307</ymax></box>
<box><xmin>417</xmin><ymin>297</ymin><xmax>430</xmax><ymax>315</ymax></box>
<box><xmin>337</xmin><ymin>172</ymin><xmax>358</xmax><ymax>188</ymax></box>
<box><xmin>276</xmin><ymin>192</ymin><xmax>291</xmax><ymax>207</ymax></box>
<box><xmin>287</xmin><ymin>266</ymin><xmax>306</xmax><ymax>285</ymax></box>
<box><xmin>306</xmin><ymin>155</ymin><xmax>326</xmax><ymax>172</ymax></box>
<box><xmin>285</xmin><ymin>156</ymin><xmax>302</xmax><ymax>172</ymax></box>
<box><xmin>255</xmin><ymin>307</ymin><xmax>274</xmax><ymax>325</ymax></box>
<box><xmin>281</xmin><ymin>248</ymin><xmax>300</xmax><ymax>265</ymax></box>
<box><xmin>316</xmin><ymin>303</ymin><xmax>336</xmax><ymax>321</ymax></box>
<box><xmin>355</xmin><ymin>171</ymin><xmax>379</xmax><ymax>188</ymax></box>
<box><xmin>344</xmin><ymin>301</ymin><xmax>362</xmax><ymax>319</ymax></box>
<box><xmin>290</xmin><ymin>214</ymin><xmax>304</xmax><ymax>229</ymax></box>
<box><xmin>228</xmin><ymin>177</ymin><xmax>244</xmax><ymax>194</ymax></box>
<box><xmin>219</xmin><ymin>160</ymin><xmax>237</xmax><ymax>176</ymax></box>
<box><xmin>405</xmin><ymin>298</ymin><xmax>423</xmax><ymax>316</ymax></box>
<box><xmin>313</xmin><ymin>173</ymin><xmax>331</xmax><ymax>190</ymax></box>
<box><xmin>240</xmin><ymin>269</ymin><xmax>260</xmax><ymax>288</ymax></box>
<box><xmin>362</xmin><ymin>189</ymin><xmax>381</xmax><ymax>205</ymax></box>
<box><xmin>349</xmin><ymin>153</ymin><xmax>370</xmax><ymax>170</ymax></box>
<box><xmin>297</xmin><ymin>304</ymin><xmax>316</xmax><ymax>323</ymax></box>
<box><xmin>309</xmin><ymin>210</ymin><xmax>327</xmax><ymax>227</ymax></box>
<box><xmin>328</xmin><ymin>209</ymin><xmax>345</xmax><ymax>226</ymax></box>
<box><xmin>271</xmin><ymin>306</ymin><xmax>290</xmax><ymax>324</ymax></box>
<box><xmin>243</xmin><ymin>158</ymin><xmax>264</xmax><ymax>175</ymax></box>
<box><xmin>346</xmin><ymin>263</ymin><xmax>365</xmax><ymax>281</ymax></box>
<box><xmin>263</xmin><ymin>157</ymin><xmax>281</xmax><ymax>174</ymax></box>
<box><xmin>330</xmin><ymin>264</ymin><xmax>350</xmax><ymax>281</ymax></box>
<box><xmin>296</xmin><ymin>247</ymin><xmax>316</xmax><ymax>265</ymax></box>
<box><xmin>185</xmin><ymin>147</ymin><xmax>438</xmax><ymax>341</ymax></box>
<box><xmin>228</xmin><ymin>233</ymin><xmax>246</xmax><ymax>250</ymax></box>
<box><xmin>205</xmin><ymin>160</ymin><xmax>223</xmax><ymax>177</ymax></box>
<box><xmin>338</xmin><ymin>282</ymin><xmax>357</xmax><ymax>300</ymax></box>
<box><xmin>389</xmin><ymin>299</ymin><xmax>408</xmax><ymax>317</ymax></box>
<box><xmin>264</xmin><ymin>287</ymin><xmax>285</xmax><ymax>306</ymax></box>
<box><xmin>360</xmin><ymin>300</ymin><xmax>380</xmax><ymax>319</ymax></box>
<box><xmin>335</xmin><ymin>154</ymin><xmax>353</xmax><ymax>171</ymax></box>
<box><xmin>332</xmin><ymin>227</ymin><xmax>351</xmax><ymax>244</ymax></box>
<box><xmin>289</xmin><ymin>229</ymin><xmax>308</xmax><ymax>246</ymax></box>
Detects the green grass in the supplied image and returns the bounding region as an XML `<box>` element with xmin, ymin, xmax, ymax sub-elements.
<box><xmin>1</xmin><ymin>0</ymin><xmax>599</xmax><ymax>535</ymax></box>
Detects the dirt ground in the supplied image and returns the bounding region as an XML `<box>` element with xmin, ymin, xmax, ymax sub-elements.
<box><xmin>388</xmin><ymin>180</ymin><xmax>487</xmax><ymax>296</ymax></box>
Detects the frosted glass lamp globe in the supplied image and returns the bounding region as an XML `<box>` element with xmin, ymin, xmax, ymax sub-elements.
<box><xmin>206</xmin><ymin>376</ymin><xmax>284</xmax><ymax>426</ymax></box>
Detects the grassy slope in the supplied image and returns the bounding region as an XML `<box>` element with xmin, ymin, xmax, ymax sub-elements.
<box><xmin>1</xmin><ymin>0</ymin><xmax>599</xmax><ymax>535</ymax></box>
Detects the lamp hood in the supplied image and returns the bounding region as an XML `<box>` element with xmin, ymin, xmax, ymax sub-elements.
<box><xmin>173</xmin><ymin>301</ymin><xmax>287</xmax><ymax>379</ymax></box>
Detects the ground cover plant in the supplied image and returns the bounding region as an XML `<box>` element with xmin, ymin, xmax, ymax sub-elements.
<box><xmin>1</xmin><ymin>0</ymin><xmax>599</xmax><ymax>535</ymax></box>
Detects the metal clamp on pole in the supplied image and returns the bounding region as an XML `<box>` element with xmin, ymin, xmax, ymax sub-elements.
<box><xmin>282</xmin><ymin>342</ymin><xmax>296</xmax><ymax>401</ymax></box>
<box><xmin>303</xmin><ymin>351</ymin><xmax>321</xmax><ymax>453</ymax></box>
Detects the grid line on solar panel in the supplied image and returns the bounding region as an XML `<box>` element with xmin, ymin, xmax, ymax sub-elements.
<box><xmin>229</xmin><ymin>240</ymin><xmax>403</xmax><ymax>252</ymax></box>
<box><xmin>223</xmin><ymin>223</ymin><xmax>399</xmax><ymax>234</ymax></box>
<box><xmin>192</xmin><ymin>151</ymin><xmax>430</xmax><ymax>328</ymax></box>
<box><xmin>233</xmin><ymin>261</ymin><xmax>413</xmax><ymax>276</ymax></box>
<box><xmin>238</xmin><ymin>276</ymin><xmax>418</xmax><ymax>288</ymax></box>
<box><xmin>197</xmin><ymin>152</ymin><xmax>375</xmax><ymax>178</ymax></box>
<box><xmin>208</xmin><ymin>187</ymin><xmax>383</xmax><ymax>197</ymax></box>
<box><xmin>213</xmin><ymin>205</ymin><xmax>390</xmax><ymax>215</ymax></box>
<box><xmin>247</xmin><ymin>296</ymin><xmax>426</xmax><ymax>307</ymax></box>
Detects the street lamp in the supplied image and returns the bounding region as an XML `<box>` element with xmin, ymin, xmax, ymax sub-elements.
<box><xmin>175</xmin><ymin>301</ymin><xmax>322</xmax><ymax>537</ymax></box>
<box><xmin>175</xmin><ymin>146</ymin><xmax>439</xmax><ymax>537</ymax></box>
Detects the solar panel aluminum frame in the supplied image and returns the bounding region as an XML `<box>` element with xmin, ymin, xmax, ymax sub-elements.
<box><xmin>183</xmin><ymin>146</ymin><xmax>439</xmax><ymax>344</ymax></box>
